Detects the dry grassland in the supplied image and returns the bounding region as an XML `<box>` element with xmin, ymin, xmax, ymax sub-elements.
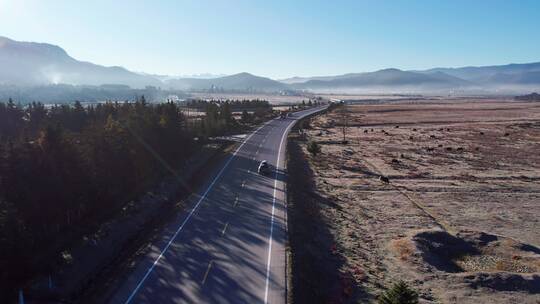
<box><xmin>294</xmin><ymin>100</ymin><xmax>540</xmax><ymax>303</ymax></box>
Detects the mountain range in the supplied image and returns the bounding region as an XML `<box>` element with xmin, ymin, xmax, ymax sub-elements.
<box><xmin>1</xmin><ymin>36</ymin><xmax>539</xmax><ymax>94</ymax></box>
<box><xmin>0</xmin><ymin>36</ymin><xmax>162</xmax><ymax>88</ymax></box>
<box><xmin>164</xmin><ymin>72</ymin><xmax>289</xmax><ymax>92</ymax></box>
<box><xmin>288</xmin><ymin>69</ymin><xmax>470</xmax><ymax>91</ymax></box>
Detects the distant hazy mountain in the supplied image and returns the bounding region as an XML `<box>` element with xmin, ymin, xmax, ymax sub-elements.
<box><xmin>421</xmin><ymin>62</ymin><xmax>540</xmax><ymax>84</ymax></box>
<box><xmin>178</xmin><ymin>73</ymin><xmax>228</xmax><ymax>79</ymax></box>
<box><xmin>488</xmin><ymin>71</ymin><xmax>540</xmax><ymax>84</ymax></box>
<box><xmin>0</xmin><ymin>36</ymin><xmax>161</xmax><ymax>88</ymax></box>
<box><xmin>292</xmin><ymin>68</ymin><xmax>471</xmax><ymax>91</ymax></box>
<box><xmin>279</xmin><ymin>76</ymin><xmax>311</xmax><ymax>84</ymax></box>
<box><xmin>280</xmin><ymin>75</ymin><xmax>336</xmax><ymax>84</ymax></box>
<box><xmin>165</xmin><ymin>72</ymin><xmax>288</xmax><ymax>92</ymax></box>
<box><xmin>2</xmin><ymin>36</ymin><xmax>539</xmax><ymax>94</ymax></box>
<box><xmin>281</xmin><ymin>72</ymin><xmax>391</xmax><ymax>84</ymax></box>
<box><xmin>142</xmin><ymin>73</ymin><xmax>228</xmax><ymax>82</ymax></box>
<box><xmin>285</xmin><ymin>63</ymin><xmax>540</xmax><ymax>93</ymax></box>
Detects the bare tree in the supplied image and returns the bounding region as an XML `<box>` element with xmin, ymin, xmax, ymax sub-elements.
<box><xmin>336</xmin><ymin>105</ymin><xmax>350</xmax><ymax>143</ymax></box>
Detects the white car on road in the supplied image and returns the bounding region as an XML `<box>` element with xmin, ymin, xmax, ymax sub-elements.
<box><xmin>258</xmin><ymin>160</ymin><xmax>270</xmax><ymax>175</ymax></box>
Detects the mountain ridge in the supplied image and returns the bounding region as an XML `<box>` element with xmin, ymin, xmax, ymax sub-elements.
<box><xmin>0</xmin><ymin>36</ymin><xmax>162</xmax><ymax>88</ymax></box>
<box><xmin>1</xmin><ymin>36</ymin><xmax>540</xmax><ymax>93</ymax></box>
<box><xmin>164</xmin><ymin>72</ymin><xmax>288</xmax><ymax>92</ymax></box>
<box><xmin>291</xmin><ymin>68</ymin><xmax>472</xmax><ymax>91</ymax></box>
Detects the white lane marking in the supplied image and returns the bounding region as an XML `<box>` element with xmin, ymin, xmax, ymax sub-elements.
<box><xmin>123</xmin><ymin>120</ymin><xmax>272</xmax><ymax>304</ymax></box>
<box><xmin>201</xmin><ymin>260</ymin><xmax>214</xmax><ymax>285</ymax></box>
<box><xmin>221</xmin><ymin>222</ymin><xmax>229</xmax><ymax>236</ymax></box>
<box><xmin>264</xmin><ymin>118</ymin><xmax>296</xmax><ymax>304</ymax></box>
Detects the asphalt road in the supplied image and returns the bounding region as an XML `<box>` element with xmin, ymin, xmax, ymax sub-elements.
<box><xmin>107</xmin><ymin>106</ymin><xmax>327</xmax><ymax>304</ymax></box>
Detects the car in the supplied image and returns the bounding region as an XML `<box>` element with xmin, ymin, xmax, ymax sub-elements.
<box><xmin>258</xmin><ymin>160</ymin><xmax>270</xmax><ymax>175</ymax></box>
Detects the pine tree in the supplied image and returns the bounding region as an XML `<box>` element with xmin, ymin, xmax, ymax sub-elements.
<box><xmin>241</xmin><ymin>109</ymin><xmax>251</xmax><ymax>123</ymax></box>
<box><xmin>379</xmin><ymin>281</ymin><xmax>419</xmax><ymax>304</ymax></box>
<box><xmin>220</xmin><ymin>102</ymin><xmax>232</xmax><ymax>123</ymax></box>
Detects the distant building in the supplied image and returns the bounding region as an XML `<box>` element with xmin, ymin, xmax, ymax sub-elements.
<box><xmin>167</xmin><ymin>95</ymin><xmax>181</xmax><ymax>102</ymax></box>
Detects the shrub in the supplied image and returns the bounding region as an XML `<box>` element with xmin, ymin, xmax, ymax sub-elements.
<box><xmin>392</xmin><ymin>239</ymin><xmax>414</xmax><ymax>261</ymax></box>
<box><xmin>379</xmin><ymin>281</ymin><xmax>419</xmax><ymax>304</ymax></box>
<box><xmin>306</xmin><ymin>140</ymin><xmax>321</xmax><ymax>156</ymax></box>
<box><xmin>241</xmin><ymin>109</ymin><xmax>252</xmax><ymax>123</ymax></box>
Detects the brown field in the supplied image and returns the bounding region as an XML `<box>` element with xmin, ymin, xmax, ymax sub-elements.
<box><xmin>316</xmin><ymin>94</ymin><xmax>426</xmax><ymax>101</ymax></box>
<box><xmin>292</xmin><ymin>100</ymin><xmax>540</xmax><ymax>303</ymax></box>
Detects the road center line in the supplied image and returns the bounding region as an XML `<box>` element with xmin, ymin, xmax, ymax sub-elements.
<box><xmin>120</xmin><ymin>107</ymin><xmax>324</xmax><ymax>304</ymax></box>
<box><xmin>221</xmin><ymin>222</ymin><xmax>229</xmax><ymax>236</ymax></box>
<box><xmin>201</xmin><ymin>260</ymin><xmax>214</xmax><ymax>285</ymax></box>
<box><xmin>122</xmin><ymin>119</ymin><xmax>272</xmax><ymax>304</ymax></box>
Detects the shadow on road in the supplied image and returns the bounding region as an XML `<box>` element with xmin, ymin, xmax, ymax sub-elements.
<box><xmin>107</xmin><ymin>149</ymin><xmax>289</xmax><ymax>303</ymax></box>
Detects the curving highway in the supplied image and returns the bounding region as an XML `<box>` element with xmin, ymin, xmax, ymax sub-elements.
<box><xmin>107</xmin><ymin>105</ymin><xmax>326</xmax><ymax>304</ymax></box>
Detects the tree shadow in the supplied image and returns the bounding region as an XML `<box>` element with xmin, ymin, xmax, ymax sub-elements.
<box><xmin>466</xmin><ymin>274</ymin><xmax>540</xmax><ymax>294</ymax></box>
<box><xmin>286</xmin><ymin>136</ymin><xmax>364</xmax><ymax>303</ymax></box>
<box><xmin>103</xmin><ymin>123</ymin><xmax>295</xmax><ymax>304</ymax></box>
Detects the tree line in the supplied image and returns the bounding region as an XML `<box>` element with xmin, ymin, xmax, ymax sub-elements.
<box><xmin>0</xmin><ymin>97</ymin><xmax>270</xmax><ymax>300</ymax></box>
<box><xmin>186</xmin><ymin>98</ymin><xmax>272</xmax><ymax>110</ymax></box>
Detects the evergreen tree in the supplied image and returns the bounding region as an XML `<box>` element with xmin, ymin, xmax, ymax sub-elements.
<box><xmin>241</xmin><ymin>109</ymin><xmax>251</xmax><ymax>123</ymax></box>
<box><xmin>220</xmin><ymin>102</ymin><xmax>232</xmax><ymax>123</ymax></box>
<box><xmin>379</xmin><ymin>281</ymin><xmax>419</xmax><ymax>304</ymax></box>
<box><xmin>0</xmin><ymin>98</ymin><xmax>273</xmax><ymax>300</ymax></box>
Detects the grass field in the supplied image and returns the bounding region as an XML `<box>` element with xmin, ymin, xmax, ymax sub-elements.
<box><xmin>291</xmin><ymin>99</ymin><xmax>540</xmax><ymax>303</ymax></box>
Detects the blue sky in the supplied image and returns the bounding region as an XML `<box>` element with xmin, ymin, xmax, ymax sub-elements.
<box><xmin>1</xmin><ymin>0</ymin><xmax>539</xmax><ymax>78</ymax></box>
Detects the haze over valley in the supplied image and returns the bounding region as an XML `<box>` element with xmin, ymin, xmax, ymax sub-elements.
<box><xmin>2</xmin><ymin>35</ymin><xmax>539</xmax><ymax>103</ymax></box>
